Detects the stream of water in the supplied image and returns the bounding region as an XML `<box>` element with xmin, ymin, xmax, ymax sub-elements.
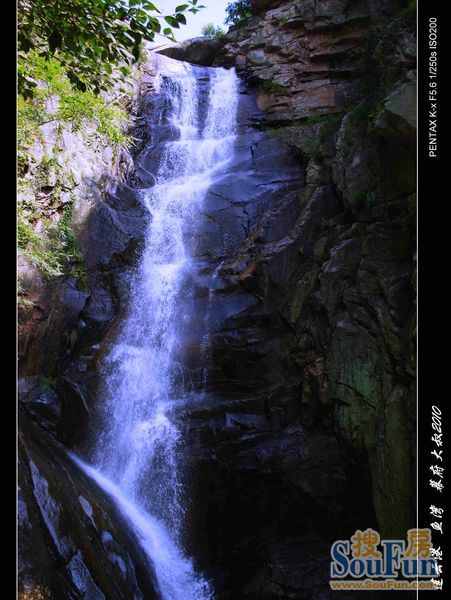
<box><xmin>73</xmin><ymin>54</ymin><xmax>240</xmax><ymax>600</ymax></box>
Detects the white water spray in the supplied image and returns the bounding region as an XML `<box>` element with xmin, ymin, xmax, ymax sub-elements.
<box><xmin>75</xmin><ymin>54</ymin><xmax>240</xmax><ymax>599</ymax></box>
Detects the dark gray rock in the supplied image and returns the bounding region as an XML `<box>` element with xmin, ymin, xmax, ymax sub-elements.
<box><xmin>19</xmin><ymin>385</ymin><xmax>61</xmax><ymax>433</ymax></box>
<box><xmin>18</xmin><ymin>413</ymin><xmax>159</xmax><ymax>599</ymax></box>
<box><xmin>18</xmin><ymin>6</ymin><xmax>417</xmax><ymax>595</ymax></box>
<box><xmin>157</xmin><ymin>38</ymin><xmax>223</xmax><ymax>66</ymax></box>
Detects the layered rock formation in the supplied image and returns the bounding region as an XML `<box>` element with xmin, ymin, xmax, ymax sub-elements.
<box><xmin>18</xmin><ymin>0</ymin><xmax>416</xmax><ymax>598</ymax></box>
<box><xmin>214</xmin><ymin>0</ymin><xmax>417</xmax><ymax>542</ymax></box>
<box><xmin>220</xmin><ymin>0</ymin><xmax>412</xmax><ymax>123</ymax></box>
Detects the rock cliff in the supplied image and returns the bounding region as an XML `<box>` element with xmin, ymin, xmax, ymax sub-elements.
<box><xmin>165</xmin><ymin>6</ymin><xmax>415</xmax><ymax>596</ymax></box>
<box><xmin>18</xmin><ymin>1</ymin><xmax>416</xmax><ymax>598</ymax></box>
<box><xmin>212</xmin><ymin>0</ymin><xmax>417</xmax><ymax>540</ymax></box>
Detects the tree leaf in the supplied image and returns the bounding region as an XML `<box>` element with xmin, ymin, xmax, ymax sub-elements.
<box><xmin>164</xmin><ymin>16</ymin><xmax>180</xmax><ymax>28</ymax></box>
<box><xmin>143</xmin><ymin>1</ymin><xmax>160</xmax><ymax>11</ymax></box>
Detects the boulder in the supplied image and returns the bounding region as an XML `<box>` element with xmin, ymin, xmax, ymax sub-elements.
<box><xmin>18</xmin><ymin>413</ymin><xmax>159</xmax><ymax>599</ymax></box>
<box><xmin>157</xmin><ymin>38</ymin><xmax>223</xmax><ymax>66</ymax></box>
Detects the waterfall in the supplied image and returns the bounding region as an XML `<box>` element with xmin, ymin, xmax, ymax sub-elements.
<box><xmin>73</xmin><ymin>54</ymin><xmax>240</xmax><ymax>600</ymax></box>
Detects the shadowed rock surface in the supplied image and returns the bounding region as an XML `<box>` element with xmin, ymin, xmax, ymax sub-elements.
<box><xmin>18</xmin><ymin>411</ymin><xmax>159</xmax><ymax>599</ymax></box>
<box><xmin>158</xmin><ymin>38</ymin><xmax>223</xmax><ymax>66</ymax></box>
<box><xmin>18</xmin><ymin>1</ymin><xmax>416</xmax><ymax>598</ymax></box>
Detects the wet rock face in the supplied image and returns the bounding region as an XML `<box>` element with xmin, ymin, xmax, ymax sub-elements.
<box><xmin>147</xmin><ymin>77</ymin><xmax>382</xmax><ymax>598</ymax></box>
<box><xmin>17</xmin><ymin>67</ymin><xmax>160</xmax><ymax>599</ymax></box>
<box><xmin>163</xmin><ymin>2</ymin><xmax>414</xmax><ymax>595</ymax></box>
<box><xmin>19</xmin><ymin>0</ymin><xmax>416</xmax><ymax>592</ymax></box>
<box><xmin>18</xmin><ymin>413</ymin><xmax>159</xmax><ymax>600</ymax></box>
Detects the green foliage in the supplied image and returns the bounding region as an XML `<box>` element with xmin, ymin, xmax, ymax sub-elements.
<box><xmin>17</xmin><ymin>1</ymin><xmax>210</xmax><ymax>287</ymax></box>
<box><xmin>18</xmin><ymin>0</ymin><xmax>205</xmax><ymax>98</ymax></box>
<box><xmin>403</xmin><ymin>0</ymin><xmax>416</xmax><ymax>18</ymax></box>
<box><xmin>18</xmin><ymin>53</ymin><xmax>130</xmax><ymax>172</ymax></box>
<box><xmin>18</xmin><ymin>196</ymin><xmax>87</xmax><ymax>286</ymax></box>
<box><xmin>55</xmin><ymin>201</ymin><xmax>87</xmax><ymax>288</ymax></box>
<box><xmin>317</xmin><ymin>113</ymin><xmax>343</xmax><ymax>142</ymax></box>
<box><xmin>356</xmin><ymin>4</ymin><xmax>416</xmax><ymax>131</ymax></box>
<box><xmin>18</xmin><ymin>220</ymin><xmax>65</xmax><ymax>277</ymax></box>
<box><xmin>18</xmin><ymin>296</ymin><xmax>35</xmax><ymax>311</ymax></box>
<box><xmin>201</xmin><ymin>22</ymin><xmax>225</xmax><ymax>41</ymax></box>
<box><xmin>225</xmin><ymin>0</ymin><xmax>252</xmax><ymax>25</ymax></box>
<box><xmin>279</xmin><ymin>331</ymin><xmax>316</xmax><ymax>367</ymax></box>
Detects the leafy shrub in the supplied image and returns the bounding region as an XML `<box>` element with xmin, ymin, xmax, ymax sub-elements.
<box><xmin>17</xmin><ymin>220</ymin><xmax>65</xmax><ymax>277</ymax></box>
<box><xmin>18</xmin><ymin>0</ymin><xmax>205</xmax><ymax>98</ymax></box>
<box><xmin>18</xmin><ymin>198</ymin><xmax>87</xmax><ymax>286</ymax></box>
<box><xmin>225</xmin><ymin>0</ymin><xmax>252</xmax><ymax>25</ymax></box>
<box><xmin>202</xmin><ymin>23</ymin><xmax>225</xmax><ymax>41</ymax></box>
<box><xmin>18</xmin><ymin>53</ymin><xmax>129</xmax><ymax>165</ymax></box>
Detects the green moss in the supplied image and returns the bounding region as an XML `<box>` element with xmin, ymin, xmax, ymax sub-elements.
<box><xmin>355</xmin><ymin>4</ymin><xmax>416</xmax><ymax>132</ymax></box>
<box><xmin>260</xmin><ymin>80</ymin><xmax>289</xmax><ymax>94</ymax></box>
<box><xmin>351</xmin><ymin>188</ymin><xmax>375</xmax><ymax>211</ymax></box>
<box><xmin>318</xmin><ymin>114</ymin><xmax>343</xmax><ymax>141</ymax></box>
<box><xmin>342</xmin><ymin>103</ymin><xmax>367</xmax><ymax>136</ymax></box>
<box><xmin>41</xmin><ymin>375</ymin><xmax>57</xmax><ymax>390</ymax></box>
<box><xmin>55</xmin><ymin>201</ymin><xmax>87</xmax><ymax>289</ymax></box>
<box><xmin>370</xmin><ymin>385</ymin><xmax>414</xmax><ymax>537</ymax></box>
<box><xmin>328</xmin><ymin>317</ymin><xmax>415</xmax><ymax>536</ymax></box>
<box><xmin>301</xmin><ymin>112</ymin><xmax>343</xmax><ymax>129</ymax></box>
<box><xmin>304</xmin><ymin>142</ymin><xmax>323</xmax><ymax>161</ymax></box>
<box><xmin>271</xmin><ymin>114</ymin><xmax>343</xmax><ymax>164</ymax></box>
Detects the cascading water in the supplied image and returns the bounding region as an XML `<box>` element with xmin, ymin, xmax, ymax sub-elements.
<box><xmin>73</xmin><ymin>54</ymin><xmax>240</xmax><ymax>600</ymax></box>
